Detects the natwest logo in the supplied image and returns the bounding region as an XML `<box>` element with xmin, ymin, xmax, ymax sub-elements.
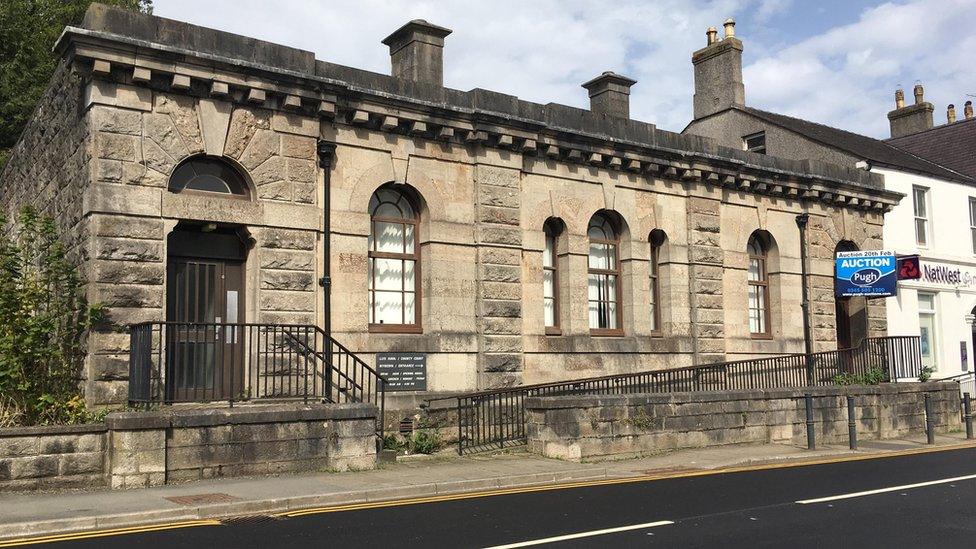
<box><xmin>920</xmin><ymin>262</ymin><xmax>974</xmax><ymax>287</ymax></box>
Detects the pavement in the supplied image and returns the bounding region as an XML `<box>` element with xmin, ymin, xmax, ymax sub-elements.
<box><xmin>1</xmin><ymin>432</ymin><xmax>974</xmax><ymax>546</ymax></box>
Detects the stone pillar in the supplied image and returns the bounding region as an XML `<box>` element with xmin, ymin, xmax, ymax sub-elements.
<box><xmin>686</xmin><ymin>192</ymin><xmax>725</xmax><ymax>363</ymax></box>
<box><xmin>474</xmin><ymin>164</ymin><xmax>524</xmax><ymax>388</ymax></box>
<box><xmin>105</xmin><ymin>412</ymin><xmax>168</xmax><ymax>489</ymax></box>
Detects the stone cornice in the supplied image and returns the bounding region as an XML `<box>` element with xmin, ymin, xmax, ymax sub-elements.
<box><xmin>57</xmin><ymin>26</ymin><xmax>905</xmax><ymax>212</ymax></box>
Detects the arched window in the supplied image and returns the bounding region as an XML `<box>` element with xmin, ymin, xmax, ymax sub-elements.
<box><xmin>543</xmin><ymin>218</ymin><xmax>564</xmax><ymax>334</ymax></box>
<box><xmin>649</xmin><ymin>229</ymin><xmax>667</xmax><ymax>335</ymax></box>
<box><xmin>747</xmin><ymin>233</ymin><xmax>770</xmax><ymax>337</ymax></box>
<box><xmin>588</xmin><ymin>212</ymin><xmax>622</xmax><ymax>335</ymax></box>
<box><xmin>368</xmin><ymin>185</ymin><xmax>419</xmax><ymax>332</ymax></box>
<box><xmin>169</xmin><ymin>156</ymin><xmax>250</xmax><ymax>197</ymax></box>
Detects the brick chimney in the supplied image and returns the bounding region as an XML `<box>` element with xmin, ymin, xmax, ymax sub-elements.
<box><xmin>382</xmin><ymin>20</ymin><xmax>452</xmax><ymax>86</ymax></box>
<box><xmin>691</xmin><ymin>18</ymin><xmax>745</xmax><ymax>119</ymax></box>
<box><xmin>582</xmin><ymin>71</ymin><xmax>637</xmax><ymax>118</ymax></box>
<box><xmin>887</xmin><ymin>84</ymin><xmax>934</xmax><ymax>137</ymax></box>
<box><xmin>948</xmin><ymin>104</ymin><xmax>957</xmax><ymax>124</ymax></box>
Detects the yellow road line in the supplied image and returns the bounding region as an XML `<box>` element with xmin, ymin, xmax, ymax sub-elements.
<box><xmin>281</xmin><ymin>440</ymin><xmax>976</xmax><ymax>518</ymax></box>
<box><xmin>0</xmin><ymin>520</ymin><xmax>222</xmax><ymax>547</ymax></box>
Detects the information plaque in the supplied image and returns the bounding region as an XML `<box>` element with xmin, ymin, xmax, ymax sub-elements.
<box><xmin>376</xmin><ymin>353</ymin><xmax>427</xmax><ymax>391</ymax></box>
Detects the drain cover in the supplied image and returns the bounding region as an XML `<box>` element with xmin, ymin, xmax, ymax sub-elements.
<box><xmin>165</xmin><ymin>493</ymin><xmax>241</xmax><ymax>506</ymax></box>
<box><xmin>220</xmin><ymin>515</ymin><xmax>280</xmax><ymax>526</ymax></box>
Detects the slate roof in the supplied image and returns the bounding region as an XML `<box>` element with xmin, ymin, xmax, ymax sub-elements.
<box><xmin>887</xmin><ymin>117</ymin><xmax>976</xmax><ymax>180</ymax></box>
<box><xmin>739</xmin><ymin>106</ymin><xmax>974</xmax><ymax>184</ymax></box>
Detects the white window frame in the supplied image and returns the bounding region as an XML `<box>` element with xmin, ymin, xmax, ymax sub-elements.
<box><xmin>969</xmin><ymin>197</ymin><xmax>976</xmax><ymax>255</ymax></box>
<box><xmin>917</xmin><ymin>292</ymin><xmax>938</xmax><ymax>371</ymax></box>
<box><xmin>913</xmin><ymin>185</ymin><xmax>930</xmax><ymax>247</ymax></box>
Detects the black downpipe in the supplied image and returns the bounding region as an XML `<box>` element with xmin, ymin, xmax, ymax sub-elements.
<box><xmin>796</xmin><ymin>213</ymin><xmax>814</xmax><ymax>385</ymax></box>
<box><xmin>317</xmin><ymin>141</ymin><xmax>336</xmax><ymax>402</ymax></box>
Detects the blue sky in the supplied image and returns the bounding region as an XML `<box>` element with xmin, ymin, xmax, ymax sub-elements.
<box><xmin>152</xmin><ymin>0</ymin><xmax>976</xmax><ymax>138</ymax></box>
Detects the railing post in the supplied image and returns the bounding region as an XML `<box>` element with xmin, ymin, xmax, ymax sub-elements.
<box><xmin>457</xmin><ymin>398</ymin><xmax>463</xmax><ymax>455</ymax></box>
<box><xmin>964</xmin><ymin>393</ymin><xmax>973</xmax><ymax>440</ymax></box>
<box><xmin>924</xmin><ymin>393</ymin><xmax>936</xmax><ymax>444</ymax></box>
<box><xmin>805</xmin><ymin>393</ymin><xmax>816</xmax><ymax>450</ymax></box>
<box><xmin>847</xmin><ymin>395</ymin><xmax>857</xmax><ymax>450</ymax></box>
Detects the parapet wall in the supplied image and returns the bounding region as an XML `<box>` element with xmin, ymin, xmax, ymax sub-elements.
<box><xmin>525</xmin><ymin>382</ymin><xmax>961</xmax><ymax>461</ymax></box>
<box><xmin>0</xmin><ymin>403</ymin><xmax>376</xmax><ymax>491</ymax></box>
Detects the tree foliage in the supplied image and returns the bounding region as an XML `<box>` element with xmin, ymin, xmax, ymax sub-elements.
<box><xmin>0</xmin><ymin>207</ymin><xmax>105</xmax><ymax>426</ymax></box>
<box><xmin>0</xmin><ymin>0</ymin><xmax>152</xmax><ymax>169</ymax></box>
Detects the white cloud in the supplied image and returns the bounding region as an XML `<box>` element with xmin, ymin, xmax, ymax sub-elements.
<box><xmin>744</xmin><ymin>0</ymin><xmax>976</xmax><ymax>137</ymax></box>
<box><xmin>150</xmin><ymin>0</ymin><xmax>974</xmax><ymax>138</ymax></box>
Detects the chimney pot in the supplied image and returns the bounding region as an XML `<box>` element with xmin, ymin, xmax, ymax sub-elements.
<box><xmin>581</xmin><ymin>71</ymin><xmax>637</xmax><ymax>119</ymax></box>
<box><xmin>913</xmin><ymin>83</ymin><xmax>924</xmax><ymax>105</ymax></box>
<box><xmin>895</xmin><ymin>88</ymin><xmax>905</xmax><ymax>109</ymax></box>
<box><xmin>965</xmin><ymin>100</ymin><xmax>974</xmax><ymax>120</ymax></box>
<box><xmin>706</xmin><ymin>26</ymin><xmax>718</xmax><ymax>45</ymax></box>
<box><xmin>948</xmin><ymin>104</ymin><xmax>957</xmax><ymax>124</ymax></box>
<box><xmin>382</xmin><ymin>19</ymin><xmax>452</xmax><ymax>86</ymax></box>
<box><xmin>723</xmin><ymin>18</ymin><xmax>736</xmax><ymax>38</ymax></box>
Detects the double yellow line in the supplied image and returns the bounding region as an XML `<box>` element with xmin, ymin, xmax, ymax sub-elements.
<box><xmin>0</xmin><ymin>520</ymin><xmax>221</xmax><ymax>548</ymax></box>
<box><xmin>3</xmin><ymin>440</ymin><xmax>975</xmax><ymax>545</ymax></box>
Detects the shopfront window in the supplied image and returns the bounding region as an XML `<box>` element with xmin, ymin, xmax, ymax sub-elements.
<box><xmin>918</xmin><ymin>292</ymin><xmax>938</xmax><ymax>371</ymax></box>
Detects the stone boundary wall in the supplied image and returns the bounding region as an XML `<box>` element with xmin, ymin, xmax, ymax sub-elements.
<box><xmin>526</xmin><ymin>382</ymin><xmax>961</xmax><ymax>461</ymax></box>
<box><xmin>0</xmin><ymin>424</ymin><xmax>107</xmax><ymax>491</ymax></box>
<box><xmin>0</xmin><ymin>403</ymin><xmax>376</xmax><ymax>491</ymax></box>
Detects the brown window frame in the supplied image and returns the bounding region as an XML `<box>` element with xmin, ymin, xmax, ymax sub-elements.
<box><xmin>588</xmin><ymin>214</ymin><xmax>623</xmax><ymax>337</ymax></box>
<box><xmin>543</xmin><ymin>223</ymin><xmax>561</xmax><ymax>335</ymax></box>
<box><xmin>368</xmin><ymin>188</ymin><xmax>422</xmax><ymax>334</ymax></box>
<box><xmin>649</xmin><ymin>241</ymin><xmax>662</xmax><ymax>337</ymax></box>
<box><xmin>747</xmin><ymin>236</ymin><xmax>771</xmax><ymax>339</ymax></box>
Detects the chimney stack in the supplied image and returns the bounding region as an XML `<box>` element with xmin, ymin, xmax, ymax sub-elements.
<box><xmin>966</xmin><ymin>100</ymin><xmax>974</xmax><ymax>120</ymax></box>
<box><xmin>382</xmin><ymin>19</ymin><xmax>452</xmax><ymax>86</ymax></box>
<box><xmin>948</xmin><ymin>104</ymin><xmax>957</xmax><ymax>124</ymax></box>
<box><xmin>887</xmin><ymin>83</ymin><xmax>934</xmax><ymax>138</ymax></box>
<box><xmin>582</xmin><ymin>71</ymin><xmax>637</xmax><ymax>119</ymax></box>
<box><xmin>691</xmin><ymin>18</ymin><xmax>745</xmax><ymax>119</ymax></box>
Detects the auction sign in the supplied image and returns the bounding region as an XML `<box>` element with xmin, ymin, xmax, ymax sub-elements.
<box><xmin>835</xmin><ymin>250</ymin><xmax>897</xmax><ymax>298</ymax></box>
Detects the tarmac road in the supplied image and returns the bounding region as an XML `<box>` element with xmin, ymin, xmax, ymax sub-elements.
<box><xmin>12</xmin><ymin>446</ymin><xmax>976</xmax><ymax>548</ymax></box>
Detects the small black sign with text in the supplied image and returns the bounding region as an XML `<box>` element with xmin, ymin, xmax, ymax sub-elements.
<box><xmin>376</xmin><ymin>353</ymin><xmax>427</xmax><ymax>391</ymax></box>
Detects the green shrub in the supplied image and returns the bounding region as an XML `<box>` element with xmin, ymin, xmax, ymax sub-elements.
<box><xmin>918</xmin><ymin>365</ymin><xmax>935</xmax><ymax>382</ymax></box>
<box><xmin>410</xmin><ymin>427</ymin><xmax>442</xmax><ymax>454</ymax></box>
<box><xmin>382</xmin><ymin>433</ymin><xmax>408</xmax><ymax>452</ymax></box>
<box><xmin>0</xmin><ymin>207</ymin><xmax>104</xmax><ymax>426</ymax></box>
<box><xmin>832</xmin><ymin>367</ymin><xmax>886</xmax><ymax>386</ymax></box>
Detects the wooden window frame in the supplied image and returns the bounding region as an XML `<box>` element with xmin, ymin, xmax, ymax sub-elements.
<box><xmin>368</xmin><ymin>190</ymin><xmax>422</xmax><ymax>334</ymax></box>
<box><xmin>743</xmin><ymin>131</ymin><xmax>766</xmax><ymax>154</ymax></box>
<box><xmin>649</xmin><ymin>241</ymin><xmax>662</xmax><ymax>337</ymax></box>
<box><xmin>543</xmin><ymin>225</ymin><xmax>561</xmax><ymax>335</ymax></box>
<box><xmin>748</xmin><ymin>237</ymin><xmax>772</xmax><ymax>339</ymax></box>
<box><xmin>588</xmin><ymin>216</ymin><xmax>623</xmax><ymax>337</ymax></box>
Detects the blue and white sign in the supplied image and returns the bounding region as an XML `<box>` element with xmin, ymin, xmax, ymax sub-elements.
<box><xmin>835</xmin><ymin>250</ymin><xmax>897</xmax><ymax>298</ymax></box>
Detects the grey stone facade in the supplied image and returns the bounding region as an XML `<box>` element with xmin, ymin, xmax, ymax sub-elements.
<box><xmin>0</xmin><ymin>5</ymin><xmax>905</xmax><ymax>408</ymax></box>
<box><xmin>526</xmin><ymin>382</ymin><xmax>961</xmax><ymax>461</ymax></box>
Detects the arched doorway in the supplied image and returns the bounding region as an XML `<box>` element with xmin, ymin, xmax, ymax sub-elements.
<box><xmin>166</xmin><ymin>223</ymin><xmax>250</xmax><ymax>401</ymax></box>
<box><xmin>835</xmin><ymin>240</ymin><xmax>869</xmax><ymax>349</ymax></box>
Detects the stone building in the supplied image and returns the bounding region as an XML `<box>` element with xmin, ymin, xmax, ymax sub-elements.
<box><xmin>0</xmin><ymin>5</ymin><xmax>903</xmax><ymax>409</ymax></box>
<box><xmin>682</xmin><ymin>19</ymin><xmax>975</xmax><ymax>378</ymax></box>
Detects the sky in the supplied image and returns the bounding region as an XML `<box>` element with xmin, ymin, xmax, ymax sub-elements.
<box><xmin>152</xmin><ymin>0</ymin><xmax>976</xmax><ymax>139</ymax></box>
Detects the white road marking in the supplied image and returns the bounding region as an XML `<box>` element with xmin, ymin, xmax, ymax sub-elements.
<box><xmin>483</xmin><ymin>520</ymin><xmax>674</xmax><ymax>548</ymax></box>
<box><xmin>796</xmin><ymin>473</ymin><xmax>976</xmax><ymax>505</ymax></box>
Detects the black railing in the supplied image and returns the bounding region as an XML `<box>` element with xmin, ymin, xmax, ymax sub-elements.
<box><xmin>431</xmin><ymin>336</ymin><xmax>921</xmax><ymax>454</ymax></box>
<box><xmin>128</xmin><ymin>322</ymin><xmax>385</xmax><ymax>433</ymax></box>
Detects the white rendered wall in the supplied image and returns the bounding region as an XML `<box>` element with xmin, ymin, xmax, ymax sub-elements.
<box><xmin>879</xmin><ymin>167</ymin><xmax>976</xmax><ymax>378</ymax></box>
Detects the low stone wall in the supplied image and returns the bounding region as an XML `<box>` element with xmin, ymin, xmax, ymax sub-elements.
<box><xmin>0</xmin><ymin>424</ymin><xmax>107</xmax><ymax>491</ymax></box>
<box><xmin>0</xmin><ymin>403</ymin><xmax>377</xmax><ymax>491</ymax></box>
<box><xmin>526</xmin><ymin>383</ymin><xmax>961</xmax><ymax>462</ymax></box>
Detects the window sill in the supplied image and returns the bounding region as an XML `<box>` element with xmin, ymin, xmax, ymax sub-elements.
<box><xmin>590</xmin><ymin>329</ymin><xmax>624</xmax><ymax>337</ymax></box>
<box><xmin>649</xmin><ymin>330</ymin><xmax>663</xmax><ymax>338</ymax></box>
<box><xmin>750</xmin><ymin>333</ymin><xmax>773</xmax><ymax>340</ymax></box>
<box><xmin>369</xmin><ymin>324</ymin><xmax>423</xmax><ymax>334</ymax></box>
<box><xmin>545</xmin><ymin>327</ymin><xmax>562</xmax><ymax>336</ymax></box>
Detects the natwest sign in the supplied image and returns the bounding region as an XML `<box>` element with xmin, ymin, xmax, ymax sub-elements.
<box><xmin>919</xmin><ymin>261</ymin><xmax>976</xmax><ymax>288</ymax></box>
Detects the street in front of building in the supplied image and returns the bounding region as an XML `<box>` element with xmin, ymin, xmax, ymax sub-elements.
<box><xmin>16</xmin><ymin>445</ymin><xmax>976</xmax><ymax>548</ymax></box>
